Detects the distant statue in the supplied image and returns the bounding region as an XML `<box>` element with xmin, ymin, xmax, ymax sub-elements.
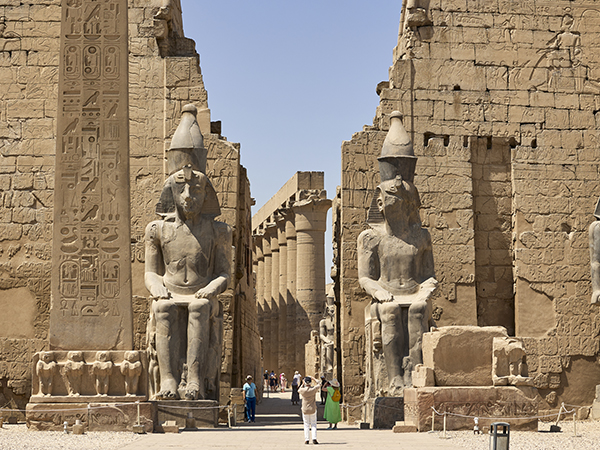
<box><xmin>120</xmin><ymin>351</ymin><xmax>143</xmax><ymax>396</ymax></box>
<box><xmin>36</xmin><ymin>352</ymin><xmax>57</xmax><ymax>397</ymax></box>
<box><xmin>92</xmin><ymin>351</ymin><xmax>113</xmax><ymax>396</ymax></box>
<box><xmin>359</xmin><ymin>111</ymin><xmax>437</xmax><ymax>396</ymax></box>
<box><xmin>63</xmin><ymin>351</ymin><xmax>85</xmax><ymax>396</ymax></box>
<box><xmin>145</xmin><ymin>104</ymin><xmax>231</xmax><ymax>401</ymax></box>
<box><xmin>590</xmin><ymin>198</ymin><xmax>600</xmax><ymax>304</ymax></box>
<box><xmin>319</xmin><ymin>290</ymin><xmax>336</xmax><ymax>378</ymax></box>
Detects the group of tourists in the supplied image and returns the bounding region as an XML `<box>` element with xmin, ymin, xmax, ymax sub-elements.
<box><xmin>263</xmin><ymin>369</ymin><xmax>287</xmax><ymax>392</ymax></box>
<box><xmin>243</xmin><ymin>371</ymin><xmax>342</xmax><ymax>443</ymax></box>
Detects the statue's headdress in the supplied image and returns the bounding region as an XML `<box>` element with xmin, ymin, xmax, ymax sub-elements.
<box><xmin>378</xmin><ymin>111</ymin><xmax>416</xmax><ymax>183</ymax></box>
<box><xmin>368</xmin><ymin>111</ymin><xmax>418</xmax><ymax>226</ymax></box>
<box><xmin>165</xmin><ymin>104</ymin><xmax>207</xmax><ymax>175</ymax></box>
<box><xmin>156</xmin><ymin>104</ymin><xmax>219</xmax><ymax>217</ymax></box>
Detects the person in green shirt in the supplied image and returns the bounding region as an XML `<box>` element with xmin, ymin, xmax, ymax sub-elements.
<box><xmin>322</xmin><ymin>379</ymin><xmax>342</xmax><ymax>429</ymax></box>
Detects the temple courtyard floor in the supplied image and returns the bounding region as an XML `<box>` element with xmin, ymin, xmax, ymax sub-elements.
<box><xmin>1</xmin><ymin>391</ymin><xmax>600</xmax><ymax>449</ymax></box>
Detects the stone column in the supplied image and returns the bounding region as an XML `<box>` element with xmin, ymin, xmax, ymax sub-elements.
<box><xmin>255</xmin><ymin>235</ymin><xmax>265</xmax><ymax>345</ymax></box>
<box><xmin>293</xmin><ymin>193</ymin><xmax>332</xmax><ymax>375</ymax></box>
<box><xmin>276</xmin><ymin>214</ymin><xmax>289</xmax><ymax>381</ymax></box>
<box><xmin>262</xmin><ymin>230</ymin><xmax>274</xmax><ymax>373</ymax></box>
<box><xmin>284</xmin><ymin>210</ymin><xmax>298</xmax><ymax>374</ymax></box>
<box><xmin>268</xmin><ymin>222</ymin><xmax>280</xmax><ymax>372</ymax></box>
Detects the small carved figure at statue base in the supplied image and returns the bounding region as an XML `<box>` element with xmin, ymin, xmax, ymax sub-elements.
<box><xmin>121</xmin><ymin>351</ymin><xmax>143</xmax><ymax>396</ymax></box>
<box><xmin>63</xmin><ymin>351</ymin><xmax>85</xmax><ymax>397</ymax></box>
<box><xmin>492</xmin><ymin>337</ymin><xmax>532</xmax><ymax>387</ymax></box>
<box><xmin>359</xmin><ymin>112</ymin><xmax>437</xmax><ymax>397</ymax></box>
<box><xmin>36</xmin><ymin>352</ymin><xmax>57</xmax><ymax>397</ymax></box>
<box><xmin>91</xmin><ymin>351</ymin><xmax>113</xmax><ymax>396</ymax></box>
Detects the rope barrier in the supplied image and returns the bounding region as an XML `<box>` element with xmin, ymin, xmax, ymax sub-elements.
<box><xmin>430</xmin><ymin>405</ymin><xmax>576</xmax><ymax>421</ymax></box>
<box><xmin>1</xmin><ymin>402</ymin><xmax>229</xmax><ymax>414</ymax></box>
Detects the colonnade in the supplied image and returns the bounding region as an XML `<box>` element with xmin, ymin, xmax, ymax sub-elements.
<box><xmin>253</xmin><ymin>172</ymin><xmax>331</xmax><ymax>381</ymax></box>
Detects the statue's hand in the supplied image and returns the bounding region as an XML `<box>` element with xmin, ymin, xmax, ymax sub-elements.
<box><xmin>195</xmin><ymin>286</ymin><xmax>217</xmax><ymax>300</ymax></box>
<box><xmin>149</xmin><ymin>284</ymin><xmax>169</xmax><ymax>299</ymax></box>
<box><xmin>592</xmin><ymin>290</ymin><xmax>600</xmax><ymax>304</ymax></box>
<box><xmin>374</xmin><ymin>289</ymin><xmax>393</xmax><ymax>302</ymax></box>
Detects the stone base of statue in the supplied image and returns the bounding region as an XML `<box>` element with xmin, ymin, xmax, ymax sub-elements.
<box><xmin>365</xmin><ymin>396</ymin><xmax>405</xmax><ymax>429</ymax></box>
<box><xmin>26</xmin><ymin>402</ymin><xmax>154</xmax><ymax>432</ymax></box>
<box><xmin>154</xmin><ymin>400</ymin><xmax>219</xmax><ymax>431</ymax></box>
<box><xmin>404</xmin><ymin>386</ymin><xmax>541</xmax><ymax>431</ymax></box>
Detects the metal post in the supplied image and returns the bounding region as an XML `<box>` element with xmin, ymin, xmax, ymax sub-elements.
<box><xmin>442</xmin><ymin>413</ymin><xmax>447</xmax><ymax>439</ymax></box>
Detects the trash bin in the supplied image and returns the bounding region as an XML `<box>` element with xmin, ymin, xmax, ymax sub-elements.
<box><xmin>490</xmin><ymin>422</ymin><xmax>510</xmax><ymax>450</ymax></box>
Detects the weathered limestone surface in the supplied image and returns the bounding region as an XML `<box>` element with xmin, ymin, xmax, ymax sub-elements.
<box><xmin>0</xmin><ymin>0</ymin><xmax>260</xmax><ymax>407</ymax></box>
<box><xmin>404</xmin><ymin>386</ymin><xmax>541</xmax><ymax>431</ymax></box>
<box><xmin>422</xmin><ymin>326</ymin><xmax>507</xmax><ymax>387</ymax></box>
<box><xmin>26</xmin><ymin>401</ymin><xmax>154</xmax><ymax>432</ymax></box>
<box><xmin>337</xmin><ymin>0</ymin><xmax>600</xmax><ymax>415</ymax></box>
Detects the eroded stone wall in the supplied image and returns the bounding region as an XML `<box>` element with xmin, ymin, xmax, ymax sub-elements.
<box><xmin>339</xmin><ymin>0</ymin><xmax>600</xmax><ymax>415</ymax></box>
<box><xmin>0</xmin><ymin>0</ymin><xmax>259</xmax><ymax>405</ymax></box>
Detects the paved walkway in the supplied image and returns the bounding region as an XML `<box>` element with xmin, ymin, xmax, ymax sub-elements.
<box><xmin>120</xmin><ymin>391</ymin><xmax>465</xmax><ymax>450</ymax></box>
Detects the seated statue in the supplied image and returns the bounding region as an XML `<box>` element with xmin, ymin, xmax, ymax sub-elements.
<box><xmin>358</xmin><ymin>111</ymin><xmax>437</xmax><ymax>396</ymax></box>
<box><xmin>145</xmin><ymin>105</ymin><xmax>231</xmax><ymax>401</ymax></box>
<box><xmin>590</xmin><ymin>197</ymin><xmax>600</xmax><ymax>304</ymax></box>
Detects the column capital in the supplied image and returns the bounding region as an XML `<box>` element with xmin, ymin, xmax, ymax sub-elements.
<box><xmin>292</xmin><ymin>195</ymin><xmax>332</xmax><ymax>233</ymax></box>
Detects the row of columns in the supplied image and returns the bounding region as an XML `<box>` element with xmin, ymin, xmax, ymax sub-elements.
<box><xmin>254</xmin><ymin>192</ymin><xmax>331</xmax><ymax>380</ymax></box>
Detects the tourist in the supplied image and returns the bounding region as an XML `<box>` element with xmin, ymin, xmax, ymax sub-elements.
<box><xmin>280</xmin><ymin>372</ymin><xmax>287</xmax><ymax>392</ymax></box>
<box><xmin>263</xmin><ymin>370</ymin><xmax>269</xmax><ymax>390</ymax></box>
<box><xmin>291</xmin><ymin>371</ymin><xmax>301</xmax><ymax>405</ymax></box>
<box><xmin>269</xmin><ymin>370</ymin><xmax>277</xmax><ymax>392</ymax></box>
<box><xmin>243</xmin><ymin>375</ymin><xmax>257</xmax><ymax>423</ymax></box>
<box><xmin>299</xmin><ymin>376</ymin><xmax>321</xmax><ymax>445</ymax></box>
<box><xmin>323</xmin><ymin>379</ymin><xmax>341</xmax><ymax>429</ymax></box>
<box><xmin>320</xmin><ymin>376</ymin><xmax>329</xmax><ymax>405</ymax></box>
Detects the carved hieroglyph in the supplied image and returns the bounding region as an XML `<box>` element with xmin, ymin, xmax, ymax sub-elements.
<box><xmin>50</xmin><ymin>0</ymin><xmax>133</xmax><ymax>350</ymax></box>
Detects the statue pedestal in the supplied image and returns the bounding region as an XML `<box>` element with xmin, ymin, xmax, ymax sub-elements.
<box><xmin>26</xmin><ymin>402</ymin><xmax>154</xmax><ymax>432</ymax></box>
<box><xmin>404</xmin><ymin>386</ymin><xmax>540</xmax><ymax>431</ymax></box>
<box><xmin>366</xmin><ymin>397</ymin><xmax>405</xmax><ymax>429</ymax></box>
<box><xmin>154</xmin><ymin>400</ymin><xmax>219</xmax><ymax>431</ymax></box>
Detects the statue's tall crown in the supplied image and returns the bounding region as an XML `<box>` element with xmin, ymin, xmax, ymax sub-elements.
<box><xmin>378</xmin><ymin>111</ymin><xmax>417</xmax><ymax>182</ymax></box>
<box><xmin>165</xmin><ymin>104</ymin><xmax>207</xmax><ymax>175</ymax></box>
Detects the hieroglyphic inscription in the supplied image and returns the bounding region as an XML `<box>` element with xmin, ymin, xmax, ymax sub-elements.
<box><xmin>50</xmin><ymin>0</ymin><xmax>132</xmax><ymax>350</ymax></box>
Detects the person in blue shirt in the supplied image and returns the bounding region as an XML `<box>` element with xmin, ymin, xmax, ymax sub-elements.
<box><xmin>243</xmin><ymin>375</ymin><xmax>257</xmax><ymax>423</ymax></box>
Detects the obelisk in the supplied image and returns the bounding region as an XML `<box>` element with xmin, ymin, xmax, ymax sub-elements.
<box><xmin>50</xmin><ymin>0</ymin><xmax>132</xmax><ymax>350</ymax></box>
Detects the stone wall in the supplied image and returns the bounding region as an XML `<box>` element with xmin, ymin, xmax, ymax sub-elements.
<box><xmin>0</xmin><ymin>0</ymin><xmax>260</xmax><ymax>405</ymax></box>
<box><xmin>338</xmin><ymin>0</ymin><xmax>600</xmax><ymax>416</ymax></box>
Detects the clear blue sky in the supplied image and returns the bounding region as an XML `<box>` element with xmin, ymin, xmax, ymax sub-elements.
<box><xmin>179</xmin><ymin>0</ymin><xmax>402</xmax><ymax>278</ymax></box>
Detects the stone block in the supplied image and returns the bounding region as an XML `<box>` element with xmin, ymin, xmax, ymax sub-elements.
<box><xmin>423</xmin><ymin>326</ymin><xmax>508</xmax><ymax>386</ymax></box>
<box><xmin>26</xmin><ymin>402</ymin><xmax>154</xmax><ymax>432</ymax></box>
<box><xmin>412</xmin><ymin>365</ymin><xmax>435</xmax><ymax>388</ymax></box>
<box><xmin>404</xmin><ymin>386</ymin><xmax>540</xmax><ymax>431</ymax></box>
<box><xmin>155</xmin><ymin>400</ymin><xmax>219</xmax><ymax>430</ymax></box>
<box><xmin>365</xmin><ymin>397</ymin><xmax>404</xmax><ymax>430</ymax></box>
<box><xmin>392</xmin><ymin>421</ymin><xmax>417</xmax><ymax>433</ymax></box>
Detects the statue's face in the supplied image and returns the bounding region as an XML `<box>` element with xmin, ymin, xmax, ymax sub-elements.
<box><xmin>97</xmin><ymin>351</ymin><xmax>107</xmax><ymax>362</ymax></box>
<box><xmin>42</xmin><ymin>352</ymin><xmax>53</xmax><ymax>362</ymax></box>
<box><xmin>377</xmin><ymin>177</ymin><xmax>418</xmax><ymax>221</ymax></box>
<box><xmin>126</xmin><ymin>351</ymin><xmax>138</xmax><ymax>362</ymax></box>
<box><xmin>172</xmin><ymin>170</ymin><xmax>206</xmax><ymax>219</ymax></box>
